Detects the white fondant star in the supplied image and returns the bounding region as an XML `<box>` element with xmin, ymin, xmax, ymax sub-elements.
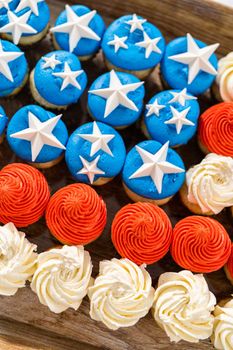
<box><xmin>53</xmin><ymin>62</ymin><xmax>83</xmax><ymax>91</ymax></box>
<box><xmin>42</xmin><ymin>54</ymin><xmax>61</xmax><ymax>70</ymax></box>
<box><xmin>0</xmin><ymin>0</ymin><xmax>11</xmax><ymax>10</ymax></box>
<box><xmin>77</xmin><ymin>155</ymin><xmax>105</xmax><ymax>184</ymax></box>
<box><xmin>129</xmin><ymin>141</ymin><xmax>184</xmax><ymax>194</ymax></box>
<box><xmin>0</xmin><ymin>10</ymin><xmax>37</xmax><ymax>45</ymax></box>
<box><xmin>146</xmin><ymin>99</ymin><xmax>165</xmax><ymax>117</ymax></box>
<box><xmin>50</xmin><ymin>5</ymin><xmax>100</xmax><ymax>53</ymax></box>
<box><xmin>89</xmin><ymin>70</ymin><xmax>144</xmax><ymax>118</ymax></box>
<box><xmin>10</xmin><ymin>112</ymin><xmax>66</xmax><ymax>162</ymax></box>
<box><xmin>78</xmin><ymin>122</ymin><xmax>115</xmax><ymax>157</ymax></box>
<box><xmin>165</xmin><ymin>106</ymin><xmax>194</xmax><ymax>134</ymax></box>
<box><xmin>136</xmin><ymin>32</ymin><xmax>161</xmax><ymax>58</ymax></box>
<box><xmin>15</xmin><ymin>0</ymin><xmax>44</xmax><ymax>16</ymax></box>
<box><xmin>0</xmin><ymin>40</ymin><xmax>23</xmax><ymax>82</ymax></box>
<box><xmin>168</xmin><ymin>88</ymin><xmax>197</xmax><ymax>106</ymax></box>
<box><xmin>169</xmin><ymin>33</ymin><xmax>219</xmax><ymax>84</ymax></box>
<box><xmin>107</xmin><ymin>34</ymin><xmax>128</xmax><ymax>53</ymax></box>
<box><xmin>125</xmin><ymin>14</ymin><xmax>146</xmax><ymax>33</ymax></box>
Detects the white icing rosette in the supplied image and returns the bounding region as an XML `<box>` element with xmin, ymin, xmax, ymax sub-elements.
<box><xmin>0</xmin><ymin>222</ymin><xmax>37</xmax><ymax>296</ymax></box>
<box><xmin>152</xmin><ymin>270</ymin><xmax>216</xmax><ymax>343</ymax></box>
<box><xmin>186</xmin><ymin>153</ymin><xmax>233</xmax><ymax>214</ymax></box>
<box><xmin>31</xmin><ymin>245</ymin><xmax>92</xmax><ymax>313</ymax></box>
<box><xmin>88</xmin><ymin>258</ymin><xmax>154</xmax><ymax>330</ymax></box>
<box><xmin>216</xmin><ymin>52</ymin><xmax>233</xmax><ymax>101</ymax></box>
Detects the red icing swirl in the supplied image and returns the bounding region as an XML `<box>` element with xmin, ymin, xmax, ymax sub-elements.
<box><xmin>0</xmin><ymin>163</ymin><xmax>50</xmax><ymax>227</ymax></box>
<box><xmin>226</xmin><ymin>243</ymin><xmax>233</xmax><ymax>279</ymax></box>
<box><xmin>198</xmin><ymin>102</ymin><xmax>233</xmax><ymax>156</ymax></box>
<box><xmin>111</xmin><ymin>202</ymin><xmax>172</xmax><ymax>265</ymax></box>
<box><xmin>46</xmin><ymin>183</ymin><xmax>107</xmax><ymax>245</ymax></box>
<box><xmin>171</xmin><ymin>216</ymin><xmax>231</xmax><ymax>273</ymax></box>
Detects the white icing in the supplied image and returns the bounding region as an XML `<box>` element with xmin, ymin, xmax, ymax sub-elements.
<box><xmin>15</xmin><ymin>0</ymin><xmax>44</xmax><ymax>16</ymax></box>
<box><xmin>42</xmin><ymin>54</ymin><xmax>61</xmax><ymax>70</ymax></box>
<box><xmin>53</xmin><ymin>62</ymin><xmax>83</xmax><ymax>91</ymax></box>
<box><xmin>168</xmin><ymin>88</ymin><xmax>197</xmax><ymax>106</ymax></box>
<box><xmin>88</xmin><ymin>258</ymin><xmax>154</xmax><ymax>330</ymax></box>
<box><xmin>77</xmin><ymin>155</ymin><xmax>105</xmax><ymax>183</ymax></box>
<box><xmin>146</xmin><ymin>99</ymin><xmax>165</xmax><ymax>117</ymax></box>
<box><xmin>216</xmin><ymin>52</ymin><xmax>233</xmax><ymax>102</ymax></box>
<box><xmin>129</xmin><ymin>141</ymin><xmax>184</xmax><ymax>194</ymax></box>
<box><xmin>10</xmin><ymin>111</ymin><xmax>66</xmax><ymax>162</ymax></box>
<box><xmin>212</xmin><ymin>298</ymin><xmax>233</xmax><ymax>350</ymax></box>
<box><xmin>125</xmin><ymin>14</ymin><xmax>146</xmax><ymax>33</ymax></box>
<box><xmin>135</xmin><ymin>31</ymin><xmax>161</xmax><ymax>58</ymax></box>
<box><xmin>164</xmin><ymin>105</ymin><xmax>194</xmax><ymax>134</ymax></box>
<box><xmin>169</xmin><ymin>33</ymin><xmax>219</xmax><ymax>84</ymax></box>
<box><xmin>107</xmin><ymin>34</ymin><xmax>128</xmax><ymax>53</ymax></box>
<box><xmin>0</xmin><ymin>222</ymin><xmax>37</xmax><ymax>296</ymax></box>
<box><xmin>31</xmin><ymin>245</ymin><xmax>92</xmax><ymax>313</ymax></box>
<box><xmin>0</xmin><ymin>40</ymin><xmax>24</xmax><ymax>82</ymax></box>
<box><xmin>0</xmin><ymin>0</ymin><xmax>11</xmax><ymax>10</ymax></box>
<box><xmin>186</xmin><ymin>153</ymin><xmax>233</xmax><ymax>214</ymax></box>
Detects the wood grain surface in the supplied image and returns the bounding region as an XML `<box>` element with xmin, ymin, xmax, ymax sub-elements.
<box><xmin>0</xmin><ymin>0</ymin><xmax>233</xmax><ymax>349</ymax></box>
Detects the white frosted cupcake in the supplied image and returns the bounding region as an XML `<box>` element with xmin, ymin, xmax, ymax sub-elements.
<box><xmin>213</xmin><ymin>52</ymin><xmax>233</xmax><ymax>101</ymax></box>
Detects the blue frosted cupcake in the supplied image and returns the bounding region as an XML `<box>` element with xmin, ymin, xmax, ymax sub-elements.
<box><xmin>65</xmin><ymin>121</ymin><xmax>126</xmax><ymax>185</ymax></box>
<box><xmin>51</xmin><ymin>5</ymin><xmax>105</xmax><ymax>61</ymax></box>
<box><xmin>122</xmin><ymin>140</ymin><xmax>185</xmax><ymax>205</ymax></box>
<box><xmin>88</xmin><ymin>70</ymin><xmax>145</xmax><ymax>129</ymax></box>
<box><xmin>7</xmin><ymin>104</ymin><xmax>68</xmax><ymax>168</ymax></box>
<box><xmin>0</xmin><ymin>0</ymin><xmax>50</xmax><ymax>45</ymax></box>
<box><xmin>143</xmin><ymin>89</ymin><xmax>200</xmax><ymax>147</ymax></box>
<box><xmin>160</xmin><ymin>33</ymin><xmax>219</xmax><ymax>95</ymax></box>
<box><xmin>102</xmin><ymin>13</ymin><xmax>165</xmax><ymax>79</ymax></box>
<box><xmin>0</xmin><ymin>106</ymin><xmax>8</xmax><ymax>143</ymax></box>
<box><xmin>30</xmin><ymin>50</ymin><xmax>87</xmax><ymax>109</ymax></box>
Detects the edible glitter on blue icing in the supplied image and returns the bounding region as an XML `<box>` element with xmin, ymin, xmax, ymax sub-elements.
<box><xmin>122</xmin><ymin>140</ymin><xmax>185</xmax><ymax>200</ymax></box>
<box><xmin>88</xmin><ymin>71</ymin><xmax>145</xmax><ymax>128</ymax></box>
<box><xmin>65</xmin><ymin>121</ymin><xmax>126</xmax><ymax>183</ymax></box>
<box><xmin>7</xmin><ymin>104</ymin><xmax>68</xmax><ymax>163</ymax></box>
<box><xmin>102</xmin><ymin>14</ymin><xmax>165</xmax><ymax>71</ymax></box>
<box><xmin>53</xmin><ymin>5</ymin><xmax>105</xmax><ymax>58</ymax></box>
<box><xmin>33</xmin><ymin>50</ymin><xmax>87</xmax><ymax>106</ymax></box>
<box><xmin>160</xmin><ymin>36</ymin><xmax>218</xmax><ymax>95</ymax></box>
<box><xmin>144</xmin><ymin>90</ymin><xmax>200</xmax><ymax>147</ymax></box>
<box><xmin>0</xmin><ymin>106</ymin><xmax>8</xmax><ymax>135</ymax></box>
<box><xmin>0</xmin><ymin>39</ymin><xmax>28</xmax><ymax>97</ymax></box>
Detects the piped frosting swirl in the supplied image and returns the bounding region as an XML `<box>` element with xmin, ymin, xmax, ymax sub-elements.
<box><xmin>216</xmin><ymin>52</ymin><xmax>233</xmax><ymax>102</ymax></box>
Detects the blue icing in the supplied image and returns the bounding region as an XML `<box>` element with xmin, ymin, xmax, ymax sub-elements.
<box><xmin>34</xmin><ymin>50</ymin><xmax>87</xmax><ymax>106</ymax></box>
<box><xmin>0</xmin><ymin>0</ymin><xmax>18</xmax><ymax>16</ymax></box>
<box><xmin>65</xmin><ymin>121</ymin><xmax>126</xmax><ymax>183</ymax></box>
<box><xmin>102</xmin><ymin>14</ymin><xmax>165</xmax><ymax>71</ymax></box>
<box><xmin>53</xmin><ymin>5</ymin><xmax>105</xmax><ymax>57</ymax></box>
<box><xmin>0</xmin><ymin>106</ymin><xmax>8</xmax><ymax>135</ymax></box>
<box><xmin>88</xmin><ymin>71</ymin><xmax>145</xmax><ymax>128</ymax></box>
<box><xmin>0</xmin><ymin>39</ymin><xmax>28</xmax><ymax>97</ymax></box>
<box><xmin>122</xmin><ymin>140</ymin><xmax>185</xmax><ymax>200</ymax></box>
<box><xmin>160</xmin><ymin>35</ymin><xmax>218</xmax><ymax>95</ymax></box>
<box><xmin>144</xmin><ymin>89</ymin><xmax>200</xmax><ymax>147</ymax></box>
<box><xmin>7</xmin><ymin>104</ymin><xmax>68</xmax><ymax>163</ymax></box>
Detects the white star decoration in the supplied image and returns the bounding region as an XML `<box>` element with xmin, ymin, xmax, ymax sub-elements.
<box><xmin>0</xmin><ymin>10</ymin><xmax>37</xmax><ymax>45</ymax></box>
<box><xmin>0</xmin><ymin>40</ymin><xmax>24</xmax><ymax>82</ymax></box>
<box><xmin>0</xmin><ymin>0</ymin><xmax>11</xmax><ymax>10</ymax></box>
<box><xmin>146</xmin><ymin>99</ymin><xmax>165</xmax><ymax>117</ymax></box>
<box><xmin>78</xmin><ymin>122</ymin><xmax>115</xmax><ymax>157</ymax></box>
<box><xmin>42</xmin><ymin>54</ymin><xmax>61</xmax><ymax>70</ymax></box>
<box><xmin>168</xmin><ymin>88</ymin><xmax>197</xmax><ymax>106</ymax></box>
<box><xmin>53</xmin><ymin>62</ymin><xmax>83</xmax><ymax>91</ymax></box>
<box><xmin>15</xmin><ymin>0</ymin><xmax>44</xmax><ymax>16</ymax></box>
<box><xmin>125</xmin><ymin>14</ymin><xmax>146</xmax><ymax>33</ymax></box>
<box><xmin>10</xmin><ymin>112</ymin><xmax>66</xmax><ymax>162</ymax></box>
<box><xmin>169</xmin><ymin>33</ymin><xmax>219</xmax><ymax>84</ymax></box>
<box><xmin>89</xmin><ymin>70</ymin><xmax>144</xmax><ymax>118</ymax></box>
<box><xmin>165</xmin><ymin>106</ymin><xmax>194</xmax><ymax>134</ymax></box>
<box><xmin>107</xmin><ymin>34</ymin><xmax>128</xmax><ymax>53</ymax></box>
<box><xmin>51</xmin><ymin>5</ymin><xmax>100</xmax><ymax>53</ymax></box>
<box><xmin>129</xmin><ymin>142</ymin><xmax>184</xmax><ymax>194</ymax></box>
<box><xmin>77</xmin><ymin>155</ymin><xmax>105</xmax><ymax>184</ymax></box>
<box><xmin>136</xmin><ymin>31</ymin><xmax>161</xmax><ymax>58</ymax></box>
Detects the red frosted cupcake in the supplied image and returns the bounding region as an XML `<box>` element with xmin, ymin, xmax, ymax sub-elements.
<box><xmin>198</xmin><ymin>102</ymin><xmax>233</xmax><ymax>156</ymax></box>
<box><xmin>46</xmin><ymin>183</ymin><xmax>107</xmax><ymax>245</ymax></box>
<box><xmin>171</xmin><ymin>216</ymin><xmax>231</xmax><ymax>273</ymax></box>
<box><xmin>225</xmin><ymin>243</ymin><xmax>233</xmax><ymax>285</ymax></box>
<box><xmin>111</xmin><ymin>202</ymin><xmax>172</xmax><ymax>265</ymax></box>
<box><xmin>0</xmin><ymin>163</ymin><xmax>50</xmax><ymax>227</ymax></box>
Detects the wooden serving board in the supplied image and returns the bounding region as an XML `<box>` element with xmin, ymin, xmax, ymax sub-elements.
<box><xmin>0</xmin><ymin>0</ymin><xmax>233</xmax><ymax>349</ymax></box>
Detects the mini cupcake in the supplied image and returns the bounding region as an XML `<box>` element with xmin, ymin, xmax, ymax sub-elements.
<box><xmin>122</xmin><ymin>140</ymin><xmax>185</xmax><ymax>205</ymax></box>
<box><xmin>225</xmin><ymin>243</ymin><xmax>233</xmax><ymax>285</ymax></box>
<box><xmin>0</xmin><ymin>39</ymin><xmax>28</xmax><ymax>97</ymax></box>
<box><xmin>46</xmin><ymin>183</ymin><xmax>107</xmax><ymax>245</ymax></box>
<box><xmin>65</xmin><ymin>121</ymin><xmax>126</xmax><ymax>185</ymax></box>
<box><xmin>180</xmin><ymin>153</ymin><xmax>233</xmax><ymax>215</ymax></box>
<box><xmin>0</xmin><ymin>0</ymin><xmax>50</xmax><ymax>45</ymax></box>
<box><xmin>0</xmin><ymin>163</ymin><xmax>50</xmax><ymax>227</ymax></box>
<box><xmin>88</xmin><ymin>70</ymin><xmax>145</xmax><ymax>129</ymax></box>
<box><xmin>101</xmin><ymin>14</ymin><xmax>165</xmax><ymax>79</ymax></box>
<box><xmin>111</xmin><ymin>202</ymin><xmax>172</xmax><ymax>265</ymax></box>
<box><xmin>7</xmin><ymin>105</ymin><xmax>68</xmax><ymax>169</ymax></box>
<box><xmin>0</xmin><ymin>106</ymin><xmax>8</xmax><ymax>143</ymax></box>
<box><xmin>171</xmin><ymin>216</ymin><xmax>231</xmax><ymax>273</ymax></box>
<box><xmin>143</xmin><ymin>89</ymin><xmax>200</xmax><ymax>147</ymax></box>
<box><xmin>51</xmin><ymin>5</ymin><xmax>105</xmax><ymax>61</ymax></box>
<box><xmin>198</xmin><ymin>102</ymin><xmax>233</xmax><ymax>157</ymax></box>
<box><xmin>213</xmin><ymin>52</ymin><xmax>233</xmax><ymax>102</ymax></box>
<box><xmin>160</xmin><ymin>33</ymin><xmax>219</xmax><ymax>95</ymax></box>
<box><xmin>30</xmin><ymin>50</ymin><xmax>87</xmax><ymax>109</ymax></box>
